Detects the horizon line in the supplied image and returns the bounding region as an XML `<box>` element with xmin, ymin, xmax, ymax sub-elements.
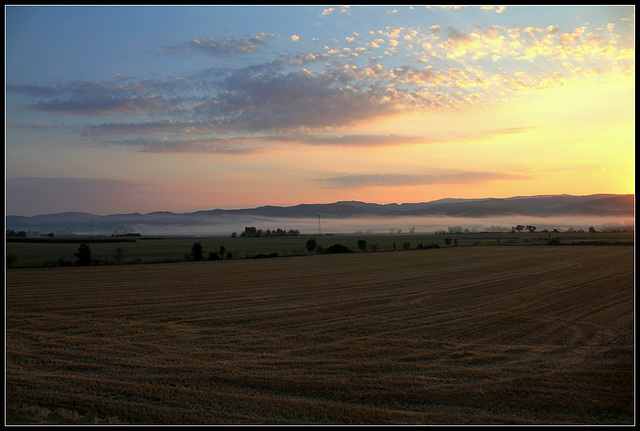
<box><xmin>6</xmin><ymin>192</ymin><xmax>634</xmax><ymax>218</ymax></box>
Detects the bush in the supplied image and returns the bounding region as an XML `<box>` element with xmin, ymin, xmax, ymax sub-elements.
<box><xmin>252</xmin><ymin>252</ymin><xmax>279</xmax><ymax>259</ymax></box>
<box><xmin>114</xmin><ymin>247</ymin><xmax>124</xmax><ymax>264</ymax></box>
<box><xmin>548</xmin><ymin>237</ymin><xmax>562</xmax><ymax>246</ymax></box>
<box><xmin>327</xmin><ymin>244</ymin><xmax>353</xmax><ymax>254</ymax></box>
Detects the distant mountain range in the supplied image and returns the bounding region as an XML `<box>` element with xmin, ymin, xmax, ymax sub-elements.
<box><xmin>5</xmin><ymin>194</ymin><xmax>634</xmax><ymax>235</ymax></box>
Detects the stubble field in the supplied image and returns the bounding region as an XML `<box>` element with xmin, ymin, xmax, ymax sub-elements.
<box><xmin>5</xmin><ymin>245</ymin><xmax>635</xmax><ymax>424</ymax></box>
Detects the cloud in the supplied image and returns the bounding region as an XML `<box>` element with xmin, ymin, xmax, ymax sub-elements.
<box><xmin>6</xmin><ymin>123</ymin><xmax>61</xmax><ymax>131</ymax></box>
<box><xmin>440</xmin><ymin>27</ymin><xmax>483</xmax><ymax>59</ymax></box>
<box><xmin>481</xmin><ymin>6</ymin><xmax>507</xmax><ymax>14</ymax></box>
<box><xmin>318</xmin><ymin>171</ymin><xmax>528</xmax><ymax>188</ymax></box>
<box><xmin>96</xmin><ymin>136</ymin><xmax>261</xmax><ymax>154</ymax></box>
<box><xmin>487</xmin><ymin>126</ymin><xmax>538</xmax><ymax>135</ymax></box>
<box><xmin>81</xmin><ymin>120</ymin><xmax>215</xmax><ymax>137</ymax></box>
<box><xmin>139</xmin><ymin>137</ymin><xmax>261</xmax><ymax>154</ymax></box>
<box><xmin>192</xmin><ymin>68</ymin><xmax>401</xmax><ymax>132</ymax></box>
<box><xmin>266</xmin><ymin>133</ymin><xmax>436</xmax><ymax>147</ymax></box>
<box><xmin>6</xmin><ymin>84</ymin><xmax>59</xmax><ymax>97</ymax></box>
<box><xmin>17</xmin><ymin>79</ymin><xmax>178</xmax><ymax>116</ymax></box>
<box><xmin>32</xmin><ymin>95</ymin><xmax>172</xmax><ymax>116</ymax></box>
<box><xmin>7</xmin><ymin>16</ymin><xmax>633</xmax><ymax>149</ymax></box>
<box><xmin>188</xmin><ymin>33</ymin><xmax>272</xmax><ymax>56</ymax></box>
<box><xmin>321</xmin><ymin>6</ymin><xmax>349</xmax><ymax>17</ymax></box>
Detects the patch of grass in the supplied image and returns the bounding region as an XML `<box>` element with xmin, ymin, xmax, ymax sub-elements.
<box><xmin>6</xmin><ymin>232</ymin><xmax>633</xmax><ymax>268</ymax></box>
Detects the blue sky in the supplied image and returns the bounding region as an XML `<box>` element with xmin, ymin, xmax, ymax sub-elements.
<box><xmin>5</xmin><ymin>5</ymin><xmax>635</xmax><ymax>215</ymax></box>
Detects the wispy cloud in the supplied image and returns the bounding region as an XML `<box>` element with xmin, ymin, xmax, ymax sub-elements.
<box><xmin>91</xmin><ymin>135</ymin><xmax>261</xmax><ymax>154</ymax></box>
<box><xmin>266</xmin><ymin>133</ymin><xmax>437</xmax><ymax>147</ymax></box>
<box><xmin>9</xmin><ymin>79</ymin><xmax>179</xmax><ymax>116</ymax></box>
<box><xmin>6</xmin><ymin>84</ymin><xmax>58</xmax><ymax>97</ymax></box>
<box><xmin>136</xmin><ymin>137</ymin><xmax>261</xmax><ymax>154</ymax></box>
<box><xmin>319</xmin><ymin>171</ymin><xmax>528</xmax><ymax>188</ymax></box>
<box><xmin>80</xmin><ymin>120</ymin><xmax>215</xmax><ymax>137</ymax></box>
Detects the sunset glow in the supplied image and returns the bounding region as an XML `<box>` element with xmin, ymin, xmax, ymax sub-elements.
<box><xmin>5</xmin><ymin>5</ymin><xmax>635</xmax><ymax>216</ymax></box>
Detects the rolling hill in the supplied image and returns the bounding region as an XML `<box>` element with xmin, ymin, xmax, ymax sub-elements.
<box><xmin>5</xmin><ymin>194</ymin><xmax>634</xmax><ymax>235</ymax></box>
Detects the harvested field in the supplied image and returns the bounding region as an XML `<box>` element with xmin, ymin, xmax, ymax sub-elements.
<box><xmin>5</xmin><ymin>246</ymin><xmax>634</xmax><ymax>424</ymax></box>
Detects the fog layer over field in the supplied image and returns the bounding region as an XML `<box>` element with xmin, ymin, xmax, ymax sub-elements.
<box><xmin>122</xmin><ymin>215</ymin><xmax>634</xmax><ymax>237</ymax></box>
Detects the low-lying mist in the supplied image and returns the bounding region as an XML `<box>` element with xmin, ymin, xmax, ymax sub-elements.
<box><xmin>122</xmin><ymin>215</ymin><xmax>634</xmax><ymax>237</ymax></box>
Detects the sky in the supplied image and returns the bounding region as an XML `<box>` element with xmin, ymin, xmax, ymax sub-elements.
<box><xmin>5</xmin><ymin>5</ymin><xmax>635</xmax><ymax>216</ymax></box>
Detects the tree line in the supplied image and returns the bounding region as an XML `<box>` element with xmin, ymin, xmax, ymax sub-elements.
<box><xmin>233</xmin><ymin>226</ymin><xmax>300</xmax><ymax>238</ymax></box>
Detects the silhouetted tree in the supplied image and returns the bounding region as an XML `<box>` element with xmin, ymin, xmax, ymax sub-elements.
<box><xmin>219</xmin><ymin>245</ymin><xmax>226</xmax><ymax>259</ymax></box>
<box><xmin>75</xmin><ymin>243</ymin><xmax>93</xmax><ymax>266</ymax></box>
<box><xmin>6</xmin><ymin>229</ymin><xmax>27</xmax><ymax>238</ymax></box>
<box><xmin>241</xmin><ymin>226</ymin><xmax>258</xmax><ymax>238</ymax></box>
<box><xmin>191</xmin><ymin>242</ymin><xmax>204</xmax><ymax>261</ymax></box>
<box><xmin>357</xmin><ymin>239</ymin><xmax>368</xmax><ymax>251</ymax></box>
<box><xmin>305</xmin><ymin>238</ymin><xmax>318</xmax><ymax>252</ymax></box>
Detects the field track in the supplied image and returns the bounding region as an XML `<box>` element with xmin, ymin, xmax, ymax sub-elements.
<box><xmin>6</xmin><ymin>246</ymin><xmax>634</xmax><ymax>424</ymax></box>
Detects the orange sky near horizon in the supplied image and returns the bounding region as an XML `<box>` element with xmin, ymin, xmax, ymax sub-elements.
<box><xmin>125</xmin><ymin>71</ymin><xmax>634</xmax><ymax>211</ymax></box>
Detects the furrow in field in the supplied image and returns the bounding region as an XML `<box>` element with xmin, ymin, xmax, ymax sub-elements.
<box><xmin>6</xmin><ymin>246</ymin><xmax>634</xmax><ymax>424</ymax></box>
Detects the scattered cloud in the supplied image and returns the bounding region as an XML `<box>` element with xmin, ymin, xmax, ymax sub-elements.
<box><xmin>7</xmin><ymin>12</ymin><xmax>633</xmax><ymax>152</ymax></box>
<box><xmin>190</xmin><ymin>68</ymin><xmax>401</xmax><ymax>132</ymax></box>
<box><xmin>188</xmin><ymin>33</ymin><xmax>273</xmax><ymax>56</ymax></box>
<box><xmin>321</xmin><ymin>6</ymin><xmax>350</xmax><ymax>16</ymax></box>
<box><xmin>481</xmin><ymin>6</ymin><xmax>507</xmax><ymax>14</ymax></box>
